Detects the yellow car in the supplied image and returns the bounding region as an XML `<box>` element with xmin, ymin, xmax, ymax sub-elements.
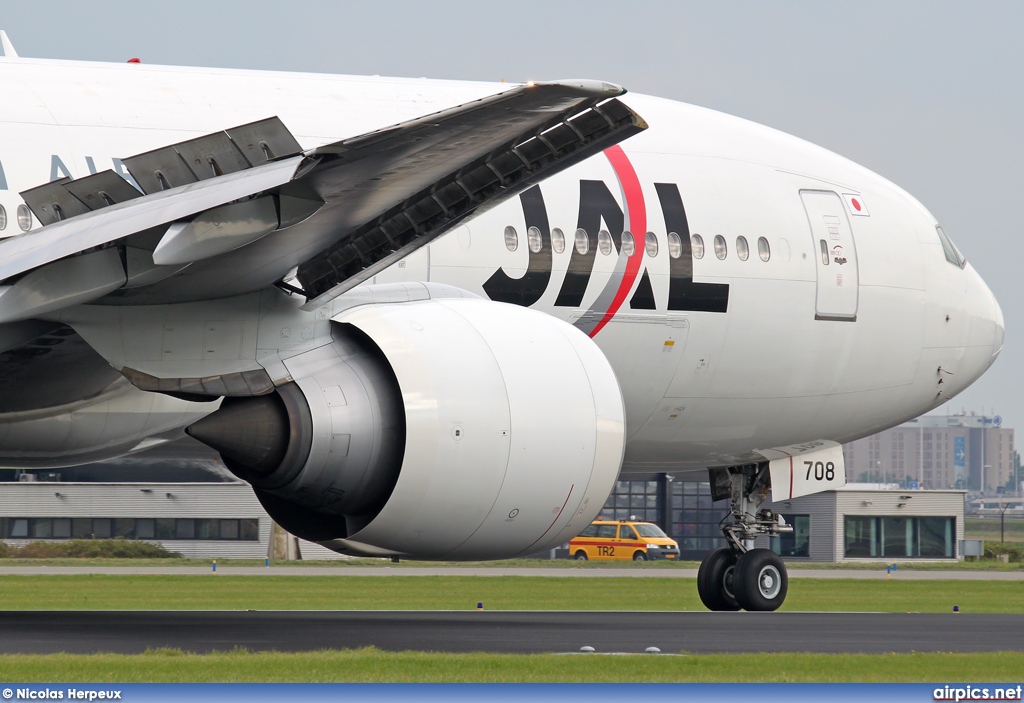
<box><xmin>569</xmin><ymin>519</ymin><xmax>680</xmax><ymax>561</ymax></box>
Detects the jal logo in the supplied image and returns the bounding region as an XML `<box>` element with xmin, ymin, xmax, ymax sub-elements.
<box><xmin>483</xmin><ymin>146</ymin><xmax>729</xmax><ymax>337</ymax></box>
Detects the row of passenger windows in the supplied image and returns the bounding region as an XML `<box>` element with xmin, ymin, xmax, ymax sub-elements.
<box><xmin>1</xmin><ymin>516</ymin><xmax>260</xmax><ymax>541</ymax></box>
<box><xmin>0</xmin><ymin>204</ymin><xmax>33</xmax><ymax>232</ymax></box>
<box><xmin>503</xmin><ymin>226</ymin><xmax>772</xmax><ymax>262</ymax></box>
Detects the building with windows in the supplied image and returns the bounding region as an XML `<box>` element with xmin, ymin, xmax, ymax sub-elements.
<box><xmin>0</xmin><ymin>481</ymin><xmax>343</xmax><ymax>559</ymax></box>
<box><xmin>600</xmin><ymin>478</ymin><xmax>965</xmax><ymax>562</ymax></box>
<box><xmin>843</xmin><ymin>413</ymin><xmax>1014</xmax><ymax>493</ymax></box>
<box><xmin>762</xmin><ymin>487</ymin><xmax>965</xmax><ymax>561</ymax></box>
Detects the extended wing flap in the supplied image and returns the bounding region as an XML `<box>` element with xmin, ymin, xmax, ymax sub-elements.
<box><xmin>0</xmin><ymin>155</ymin><xmax>302</xmax><ymax>282</ymax></box>
<box><xmin>292</xmin><ymin>82</ymin><xmax>646</xmax><ymax>308</ymax></box>
<box><xmin>0</xmin><ymin>81</ymin><xmax>646</xmax><ymax>310</ymax></box>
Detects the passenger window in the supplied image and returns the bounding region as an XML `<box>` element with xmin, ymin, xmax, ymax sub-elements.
<box><xmin>667</xmin><ymin>232</ymin><xmax>682</xmax><ymax>259</ymax></box>
<box><xmin>597</xmin><ymin>524</ymin><xmax>617</xmax><ymax>538</ymax></box>
<box><xmin>574</xmin><ymin>228</ymin><xmax>589</xmax><ymax>255</ymax></box>
<box><xmin>17</xmin><ymin>204</ymin><xmax>31</xmax><ymax>232</ymax></box>
<box><xmin>619</xmin><ymin>525</ymin><xmax>638</xmax><ymax>540</ymax></box>
<box><xmin>819</xmin><ymin>239</ymin><xmax>829</xmax><ymax>265</ymax></box>
<box><xmin>0</xmin><ymin>204</ymin><xmax>6</xmax><ymax>230</ymax></box>
<box><xmin>598</xmin><ymin>229</ymin><xmax>613</xmax><ymax>255</ymax></box>
<box><xmin>714</xmin><ymin>235</ymin><xmax>727</xmax><ymax>260</ymax></box>
<box><xmin>692</xmin><ymin>234</ymin><xmax>705</xmax><ymax>259</ymax></box>
<box><xmin>621</xmin><ymin>231</ymin><xmax>635</xmax><ymax>256</ymax></box>
<box><xmin>504</xmin><ymin>226</ymin><xmax>518</xmax><ymax>252</ymax></box>
<box><xmin>936</xmin><ymin>226</ymin><xmax>966</xmax><ymax>268</ymax></box>
<box><xmin>757</xmin><ymin>237</ymin><xmax>770</xmax><ymax>262</ymax></box>
<box><xmin>736</xmin><ymin>236</ymin><xmax>749</xmax><ymax>261</ymax></box>
<box><xmin>644</xmin><ymin>232</ymin><xmax>658</xmax><ymax>257</ymax></box>
<box><xmin>551</xmin><ymin>227</ymin><xmax>566</xmax><ymax>254</ymax></box>
<box><xmin>527</xmin><ymin>226</ymin><xmax>542</xmax><ymax>254</ymax></box>
<box><xmin>580</xmin><ymin>524</ymin><xmax>599</xmax><ymax>537</ymax></box>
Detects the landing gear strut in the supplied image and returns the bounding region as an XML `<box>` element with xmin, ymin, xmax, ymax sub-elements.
<box><xmin>697</xmin><ymin>464</ymin><xmax>790</xmax><ymax>612</ymax></box>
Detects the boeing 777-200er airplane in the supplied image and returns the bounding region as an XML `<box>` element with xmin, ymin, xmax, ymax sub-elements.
<box><xmin>0</xmin><ymin>33</ymin><xmax>1004</xmax><ymax>611</ymax></box>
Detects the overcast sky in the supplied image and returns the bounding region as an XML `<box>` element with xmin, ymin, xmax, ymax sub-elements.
<box><xmin>2</xmin><ymin>1</ymin><xmax>1021</xmax><ymax>429</ymax></box>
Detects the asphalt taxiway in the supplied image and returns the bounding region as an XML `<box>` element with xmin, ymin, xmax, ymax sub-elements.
<box><xmin>0</xmin><ymin>611</ymin><xmax>1020</xmax><ymax>655</ymax></box>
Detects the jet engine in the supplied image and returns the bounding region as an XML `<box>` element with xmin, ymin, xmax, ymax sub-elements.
<box><xmin>187</xmin><ymin>296</ymin><xmax>625</xmax><ymax>559</ymax></box>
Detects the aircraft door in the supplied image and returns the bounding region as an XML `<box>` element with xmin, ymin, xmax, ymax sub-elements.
<box><xmin>800</xmin><ymin>190</ymin><xmax>859</xmax><ymax>321</ymax></box>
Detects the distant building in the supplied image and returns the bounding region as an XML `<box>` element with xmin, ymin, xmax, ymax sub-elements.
<box><xmin>762</xmin><ymin>487</ymin><xmax>965</xmax><ymax>561</ymax></box>
<box><xmin>843</xmin><ymin>413</ymin><xmax>1014</xmax><ymax>493</ymax></box>
<box><xmin>0</xmin><ymin>481</ymin><xmax>345</xmax><ymax>560</ymax></box>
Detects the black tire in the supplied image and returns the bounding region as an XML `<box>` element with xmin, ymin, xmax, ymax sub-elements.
<box><xmin>574</xmin><ymin>551</ymin><xmax>588</xmax><ymax>561</ymax></box>
<box><xmin>633</xmin><ymin>551</ymin><xmax>647</xmax><ymax>562</ymax></box>
<box><xmin>696</xmin><ymin>547</ymin><xmax>740</xmax><ymax>611</ymax></box>
<box><xmin>733</xmin><ymin>548</ymin><xmax>788</xmax><ymax>612</ymax></box>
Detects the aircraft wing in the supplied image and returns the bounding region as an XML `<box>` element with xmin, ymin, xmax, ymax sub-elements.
<box><xmin>0</xmin><ymin>80</ymin><xmax>646</xmax><ymax>322</ymax></box>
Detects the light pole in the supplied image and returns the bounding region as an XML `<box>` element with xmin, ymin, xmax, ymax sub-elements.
<box><xmin>983</xmin><ymin>464</ymin><xmax>992</xmax><ymax>496</ymax></box>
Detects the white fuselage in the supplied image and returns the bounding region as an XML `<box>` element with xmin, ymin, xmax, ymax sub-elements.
<box><xmin>0</xmin><ymin>57</ymin><xmax>1004</xmax><ymax>473</ymax></box>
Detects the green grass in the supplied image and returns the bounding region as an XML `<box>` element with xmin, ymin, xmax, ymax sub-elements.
<box><xmin>0</xmin><ymin>574</ymin><xmax>1020</xmax><ymax>612</ymax></box>
<box><xmin>0</xmin><ymin>649</ymin><xmax>1021</xmax><ymax>682</ymax></box>
<box><xmin>966</xmin><ymin>518</ymin><xmax>1024</xmax><ymax>543</ymax></box>
<box><xmin>0</xmin><ymin>557</ymin><xmax>705</xmax><ymax>568</ymax></box>
<box><xmin>1</xmin><ymin>575</ymin><xmax>1020</xmax><ymax>683</ymax></box>
<box><xmin>1</xmin><ymin>555</ymin><xmax>1022</xmax><ymax>569</ymax></box>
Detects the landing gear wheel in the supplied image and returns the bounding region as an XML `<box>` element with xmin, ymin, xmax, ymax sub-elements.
<box><xmin>574</xmin><ymin>551</ymin><xmax>588</xmax><ymax>561</ymax></box>
<box><xmin>696</xmin><ymin>548</ymin><xmax>740</xmax><ymax>611</ymax></box>
<box><xmin>633</xmin><ymin>552</ymin><xmax>647</xmax><ymax>562</ymax></box>
<box><xmin>734</xmin><ymin>548</ymin><xmax>788</xmax><ymax>612</ymax></box>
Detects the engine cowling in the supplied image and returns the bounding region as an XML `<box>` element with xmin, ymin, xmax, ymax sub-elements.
<box><xmin>187</xmin><ymin>295</ymin><xmax>625</xmax><ymax>560</ymax></box>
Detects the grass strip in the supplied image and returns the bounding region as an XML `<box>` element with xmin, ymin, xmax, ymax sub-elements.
<box><xmin>1</xmin><ymin>557</ymin><xmax>1021</xmax><ymax>570</ymax></box>
<box><xmin>0</xmin><ymin>649</ymin><xmax>1021</xmax><ymax>683</ymax></box>
<box><xmin>0</xmin><ymin>575</ymin><xmax>1020</xmax><ymax>612</ymax></box>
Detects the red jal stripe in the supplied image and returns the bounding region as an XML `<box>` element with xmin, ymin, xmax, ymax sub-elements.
<box><xmin>589</xmin><ymin>144</ymin><xmax>646</xmax><ymax>338</ymax></box>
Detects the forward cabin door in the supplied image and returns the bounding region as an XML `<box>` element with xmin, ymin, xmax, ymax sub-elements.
<box><xmin>800</xmin><ymin>190</ymin><xmax>859</xmax><ymax>321</ymax></box>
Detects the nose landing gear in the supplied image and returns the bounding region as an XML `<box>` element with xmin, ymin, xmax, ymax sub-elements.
<box><xmin>697</xmin><ymin>463</ymin><xmax>791</xmax><ymax>612</ymax></box>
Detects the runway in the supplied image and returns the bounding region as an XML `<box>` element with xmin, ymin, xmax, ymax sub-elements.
<box><xmin>1</xmin><ymin>611</ymin><xmax>1021</xmax><ymax>655</ymax></box>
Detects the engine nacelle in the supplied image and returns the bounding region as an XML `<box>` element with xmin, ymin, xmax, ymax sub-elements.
<box><xmin>188</xmin><ymin>294</ymin><xmax>625</xmax><ymax>560</ymax></box>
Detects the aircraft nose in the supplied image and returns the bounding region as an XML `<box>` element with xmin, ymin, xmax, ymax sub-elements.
<box><xmin>941</xmin><ymin>263</ymin><xmax>1004</xmax><ymax>399</ymax></box>
<box><xmin>991</xmin><ymin>289</ymin><xmax>1005</xmax><ymax>361</ymax></box>
<box><xmin>966</xmin><ymin>264</ymin><xmax>1003</xmax><ymax>375</ymax></box>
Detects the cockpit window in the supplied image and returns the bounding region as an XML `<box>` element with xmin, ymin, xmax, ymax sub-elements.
<box><xmin>936</xmin><ymin>226</ymin><xmax>965</xmax><ymax>268</ymax></box>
